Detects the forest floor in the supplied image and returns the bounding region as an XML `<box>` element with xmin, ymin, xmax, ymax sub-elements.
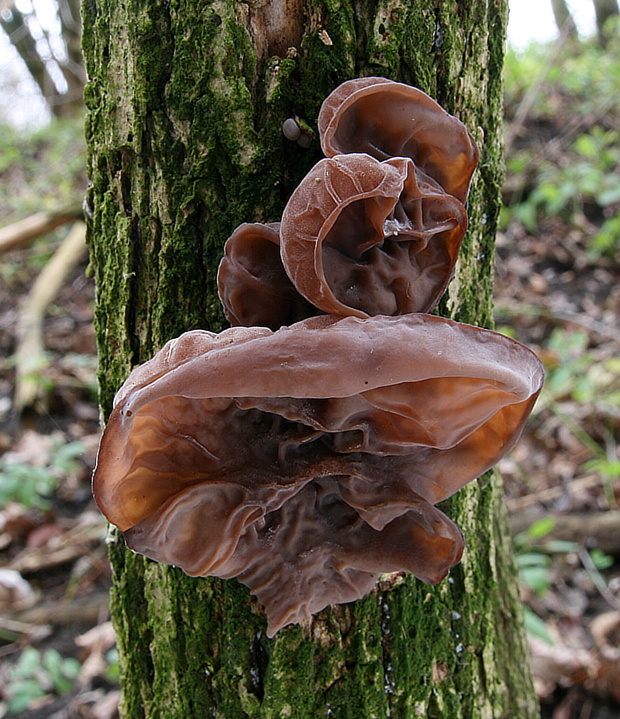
<box><xmin>0</xmin><ymin>43</ymin><xmax>619</xmax><ymax>719</ymax></box>
<box><xmin>495</xmin><ymin>209</ymin><xmax>620</xmax><ymax>719</ymax></box>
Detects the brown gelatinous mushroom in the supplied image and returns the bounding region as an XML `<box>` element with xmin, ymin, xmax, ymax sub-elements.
<box><xmin>318</xmin><ymin>77</ymin><xmax>479</xmax><ymax>203</ymax></box>
<box><xmin>93</xmin><ymin>313</ymin><xmax>544</xmax><ymax>636</ymax></box>
<box><xmin>279</xmin><ymin>153</ymin><xmax>467</xmax><ymax>318</ymax></box>
<box><xmin>217</xmin><ymin>222</ymin><xmax>315</xmax><ymax>330</ymax></box>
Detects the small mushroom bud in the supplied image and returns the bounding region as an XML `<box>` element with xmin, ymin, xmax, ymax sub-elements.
<box><xmin>282</xmin><ymin>117</ymin><xmax>302</xmax><ymax>141</ymax></box>
<box><xmin>296</xmin><ymin>132</ymin><xmax>312</xmax><ymax>148</ymax></box>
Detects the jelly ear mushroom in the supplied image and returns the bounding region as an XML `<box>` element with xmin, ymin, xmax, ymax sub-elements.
<box><xmin>280</xmin><ymin>153</ymin><xmax>467</xmax><ymax>318</ymax></box>
<box><xmin>318</xmin><ymin>77</ymin><xmax>479</xmax><ymax>203</ymax></box>
<box><xmin>217</xmin><ymin>222</ymin><xmax>315</xmax><ymax>330</ymax></box>
<box><xmin>92</xmin><ymin>313</ymin><xmax>544</xmax><ymax>636</ymax></box>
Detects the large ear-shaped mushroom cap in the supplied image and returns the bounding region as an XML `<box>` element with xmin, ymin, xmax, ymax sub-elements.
<box><xmin>318</xmin><ymin>77</ymin><xmax>479</xmax><ymax>203</ymax></box>
<box><xmin>93</xmin><ymin>314</ymin><xmax>544</xmax><ymax>636</ymax></box>
<box><xmin>279</xmin><ymin>153</ymin><xmax>467</xmax><ymax>318</ymax></box>
<box><xmin>217</xmin><ymin>222</ymin><xmax>315</xmax><ymax>330</ymax></box>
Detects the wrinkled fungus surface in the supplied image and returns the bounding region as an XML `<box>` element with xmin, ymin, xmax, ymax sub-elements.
<box><xmin>93</xmin><ymin>314</ymin><xmax>544</xmax><ymax>636</ymax></box>
<box><xmin>94</xmin><ymin>77</ymin><xmax>544</xmax><ymax>636</ymax></box>
<box><xmin>217</xmin><ymin>222</ymin><xmax>315</xmax><ymax>329</ymax></box>
<box><xmin>318</xmin><ymin>77</ymin><xmax>479</xmax><ymax>203</ymax></box>
<box><xmin>280</xmin><ymin>153</ymin><xmax>467</xmax><ymax>318</ymax></box>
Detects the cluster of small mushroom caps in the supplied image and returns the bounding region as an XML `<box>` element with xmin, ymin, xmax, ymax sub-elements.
<box><xmin>93</xmin><ymin>78</ymin><xmax>544</xmax><ymax>637</ymax></box>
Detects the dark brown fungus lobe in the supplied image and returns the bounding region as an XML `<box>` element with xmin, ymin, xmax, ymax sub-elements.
<box><xmin>217</xmin><ymin>222</ymin><xmax>315</xmax><ymax>330</ymax></box>
<box><xmin>279</xmin><ymin>153</ymin><xmax>467</xmax><ymax>318</ymax></box>
<box><xmin>318</xmin><ymin>77</ymin><xmax>479</xmax><ymax>203</ymax></box>
<box><xmin>93</xmin><ymin>313</ymin><xmax>544</xmax><ymax>636</ymax></box>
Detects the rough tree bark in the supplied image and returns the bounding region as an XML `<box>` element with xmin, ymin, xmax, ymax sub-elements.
<box><xmin>83</xmin><ymin>1</ymin><xmax>538</xmax><ymax>717</ymax></box>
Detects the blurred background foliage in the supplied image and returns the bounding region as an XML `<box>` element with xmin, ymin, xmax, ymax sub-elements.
<box><xmin>0</xmin><ymin>117</ymin><xmax>86</xmax><ymax>226</ymax></box>
<box><xmin>503</xmin><ymin>23</ymin><xmax>620</xmax><ymax>261</ymax></box>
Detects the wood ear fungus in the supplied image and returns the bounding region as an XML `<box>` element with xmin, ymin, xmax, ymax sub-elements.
<box><xmin>93</xmin><ymin>314</ymin><xmax>543</xmax><ymax>637</ymax></box>
<box><xmin>318</xmin><ymin>77</ymin><xmax>479</xmax><ymax>203</ymax></box>
<box><xmin>93</xmin><ymin>78</ymin><xmax>543</xmax><ymax>636</ymax></box>
<box><xmin>279</xmin><ymin>153</ymin><xmax>467</xmax><ymax>317</ymax></box>
<box><xmin>217</xmin><ymin>222</ymin><xmax>314</xmax><ymax>329</ymax></box>
<box><xmin>220</xmin><ymin>79</ymin><xmax>475</xmax><ymax>324</ymax></box>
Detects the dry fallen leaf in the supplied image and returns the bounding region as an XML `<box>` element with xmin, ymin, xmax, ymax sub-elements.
<box><xmin>590</xmin><ymin>611</ymin><xmax>620</xmax><ymax>659</ymax></box>
<box><xmin>0</xmin><ymin>568</ymin><xmax>37</xmax><ymax>611</ymax></box>
<box><xmin>529</xmin><ymin>635</ymin><xmax>593</xmax><ymax>700</ymax></box>
<box><xmin>75</xmin><ymin>621</ymin><xmax>117</xmax><ymax>686</ymax></box>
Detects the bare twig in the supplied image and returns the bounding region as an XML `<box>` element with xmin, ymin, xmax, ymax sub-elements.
<box><xmin>8</xmin><ymin>514</ymin><xmax>105</xmax><ymax>574</ymax></box>
<box><xmin>13</xmin><ymin>221</ymin><xmax>88</xmax><ymax>416</ymax></box>
<box><xmin>579</xmin><ymin>547</ymin><xmax>620</xmax><ymax>611</ymax></box>
<box><xmin>510</xmin><ymin>509</ymin><xmax>620</xmax><ymax>557</ymax></box>
<box><xmin>494</xmin><ymin>303</ymin><xmax>620</xmax><ymax>344</ymax></box>
<box><xmin>506</xmin><ymin>474</ymin><xmax>604</xmax><ymax>513</ymax></box>
<box><xmin>0</xmin><ymin>207</ymin><xmax>82</xmax><ymax>253</ymax></box>
<box><xmin>8</xmin><ymin>593</ymin><xmax>110</xmax><ymax>626</ymax></box>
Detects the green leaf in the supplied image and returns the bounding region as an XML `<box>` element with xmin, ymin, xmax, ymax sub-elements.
<box><xmin>543</xmin><ymin>540</ymin><xmax>580</xmax><ymax>554</ymax></box>
<box><xmin>584</xmin><ymin>458</ymin><xmax>620</xmax><ymax>479</ymax></box>
<box><xmin>523</xmin><ymin>608</ymin><xmax>554</xmax><ymax>646</ymax></box>
<box><xmin>11</xmin><ymin>647</ymin><xmax>42</xmax><ymax>678</ymax></box>
<box><xmin>6</xmin><ymin>679</ymin><xmax>47</xmax><ymax>715</ymax></box>
<box><xmin>589</xmin><ymin>549</ymin><xmax>614</xmax><ymax>571</ymax></box>
<box><xmin>526</xmin><ymin>516</ymin><xmax>556</xmax><ymax>539</ymax></box>
<box><xmin>519</xmin><ymin>565</ymin><xmax>551</xmax><ymax>595</ymax></box>
<box><xmin>515</xmin><ymin>552</ymin><xmax>551</xmax><ymax>568</ymax></box>
<box><xmin>596</xmin><ymin>186</ymin><xmax>620</xmax><ymax>206</ymax></box>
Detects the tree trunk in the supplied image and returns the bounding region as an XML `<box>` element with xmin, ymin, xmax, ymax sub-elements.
<box><xmin>550</xmin><ymin>0</ymin><xmax>579</xmax><ymax>40</ymax></box>
<box><xmin>82</xmin><ymin>1</ymin><xmax>537</xmax><ymax>717</ymax></box>
<box><xmin>0</xmin><ymin>0</ymin><xmax>85</xmax><ymax>117</ymax></box>
<box><xmin>592</xmin><ymin>0</ymin><xmax>619</xmax><ymax>45</ymax></box>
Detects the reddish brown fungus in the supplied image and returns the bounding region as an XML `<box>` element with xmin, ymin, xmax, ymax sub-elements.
<box><xmin>94</xmin><ymin>78</ymin><xmax>543</xmax><ymax>636</ymax></box>
<box><xmin>279</xmin><ymin>153</ymin><xmax>467</xmax><ymax>318</ymax></box>
<box><xmin>93</xmin><ymin>314</ymin><xmax>544</xmax><ymax>636</ymax></box>
<box><xmin>217</xmin><ymin>222</ymin><xmax>315</xmax><ymax>330</ymax></box>
<box><xmin>318</xmin><ymin>77</ymin><xmax>479</xmax><ymax>203</ymax></box>
<box><xmin>219</xmin><ymin>79</ymin><xmax>476</xmax><ymax>325</ymax></box>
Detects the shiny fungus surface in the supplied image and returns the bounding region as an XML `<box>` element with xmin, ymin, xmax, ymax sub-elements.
<box><xmin>318</xmin><ymin>77</ymin><xmax>479</xmax><ymax>203</ymax></box>
<box><xmin>93</xmin><ymin>313</ymin><xmax>544</xmax><ymax>636</ymax></box>
<box><xmin>279</xmin><ymin>153</ymin><xmax>468</xmax><ymax>318</ymax></box>
<box><xmin>217</xmin><ymin>222</ymin><xmax>315</xmax><ymax>330</ymax></box>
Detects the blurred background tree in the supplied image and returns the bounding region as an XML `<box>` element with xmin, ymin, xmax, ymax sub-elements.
<box><xmin>549</xmin><ymin>0</ymin><xmax>619</xmax><ymax>43</ymax></box>
<box><xmin>0</xmin><ymin>0</ymin><xmax>85</xmax><ymax>118</ymax></box>
<box><xmin>551</xmin><ymin>0</ymin><xmax>580</xmax><ymax>40</ymax></box>
<box><xmin>592</xmin><ymin>0</ymin><xmax>619</xmax><ymax>44</ymax></box>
